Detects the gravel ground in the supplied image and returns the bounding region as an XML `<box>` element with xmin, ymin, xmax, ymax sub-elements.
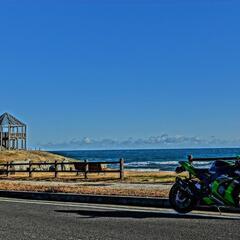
<box><xmin>0</xmin><ymin>179</ymin><xmax>172</xmax><ymax>197</ymax></box>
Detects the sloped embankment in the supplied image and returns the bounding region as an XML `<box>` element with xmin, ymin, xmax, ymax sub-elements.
<box><xmin>0</xmin><ymin>150</ymin><xmax>76</xmax><ymax>163</ymax></box>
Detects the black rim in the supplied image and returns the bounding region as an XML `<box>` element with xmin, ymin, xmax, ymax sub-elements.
<box><xmin>174</xmin><ymin>189</ymin><xmax>192</xmax><ymax>209</ymax></box>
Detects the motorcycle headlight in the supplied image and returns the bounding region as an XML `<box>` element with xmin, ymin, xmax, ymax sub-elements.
<box><xmin>176</xmin><ymin>166</ymin><xmax>185</xmax><ymax>174</ymax></box>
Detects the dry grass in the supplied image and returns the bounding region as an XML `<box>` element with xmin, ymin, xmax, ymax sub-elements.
<box><xmin>124</xmin><ymin>171</ymin><xmax>187</xmax><ymax>183</ymax></box>
<box><xmin>0</xmin><ymin>171</ymin><xmax>186</xmax><ymax>183</ymax></box>
<box><xmin>0</xmin><ymin>172</ymin><xmax>119</xmax><ymax>182</ymax></box>
<box><xmin>0</xmin><ymin>150</ymin><xmax>74</xmax><ymax>163</ymax></box>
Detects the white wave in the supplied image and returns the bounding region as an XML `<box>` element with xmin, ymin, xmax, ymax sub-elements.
<box><xmin>125</xmin><ymin>161</ymin><xmax>179</xmax><ymax>167</ymax></box>
<box><xmin>123</xmin><ymin>160</ymin><xmax>214</xmax><ymax>170</ymax></box>
<box><xmin>158</xmin><ymin>161</ymin><xmax>180</xmax><ymax>165</ymax></box>
<box><xmin>126</xmin><ymin>168</ymin><xmax>161</xmax><ymax>172</ymax></box>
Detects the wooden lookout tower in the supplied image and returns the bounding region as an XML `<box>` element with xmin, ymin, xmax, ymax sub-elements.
<box><xmin>0</xmin><ymin>113</ymin><xmax>27</xmax><ymax>151</ymax></box>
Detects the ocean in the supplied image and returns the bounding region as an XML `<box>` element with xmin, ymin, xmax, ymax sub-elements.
<box><xmin>52</xmin><ymin>148</ymin><xmax>240</xmax><ymax>172</ymax></box>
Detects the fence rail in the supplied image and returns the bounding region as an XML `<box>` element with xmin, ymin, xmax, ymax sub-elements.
<box><xmin>0</xmin><ymin>159</ymin><xmax>125</xmax><ymax>180</ymax></box>
<box><xmin>188</xmin><ymin>155</ymin><xmax>240</xmax><ymax>162</ymax></box>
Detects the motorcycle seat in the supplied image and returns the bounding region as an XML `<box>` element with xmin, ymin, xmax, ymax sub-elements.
<box><xmin>193</xmin><ymin>168</ymin><xmax>210</xmax><ymax>176</ymax></box>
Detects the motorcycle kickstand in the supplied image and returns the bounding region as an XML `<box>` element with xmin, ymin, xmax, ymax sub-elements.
<box><xmin>215</xmin><ymin>206</ymin><xmax>222</xmax><ymax>215</ymax></box>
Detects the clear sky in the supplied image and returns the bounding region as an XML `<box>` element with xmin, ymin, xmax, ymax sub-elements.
<box><xmin>0</xmin><ymin>1</ymin><xmax>240</xmax><ymax>149</ymax></box>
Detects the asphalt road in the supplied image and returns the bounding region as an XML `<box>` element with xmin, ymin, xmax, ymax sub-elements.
<box><xmin>0</xmin><ymin>198</ymin><xmax>239</xmax><ymax>240</ymax></box>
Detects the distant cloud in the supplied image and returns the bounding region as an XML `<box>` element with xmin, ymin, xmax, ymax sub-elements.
<box><xmin>38</xmin><ymin>134</ymin><xmax>240</xmax><ymax>150</ymax></box>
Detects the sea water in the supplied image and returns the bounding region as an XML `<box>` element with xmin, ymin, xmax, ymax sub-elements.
<box><xmin>52</xmin><ymin>148</ymin><xmax>240</xmax><ymax>172</ymax></box>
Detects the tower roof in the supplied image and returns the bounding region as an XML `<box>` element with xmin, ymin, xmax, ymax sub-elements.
<box><xmin>0</xmin><ymin>113</ymin><xmax>26</xmax><ymax>127</ymax></box>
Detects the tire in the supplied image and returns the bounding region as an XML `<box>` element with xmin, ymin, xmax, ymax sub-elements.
<box><xmin>169</xmin><ymin>183</ymin><xmax>196</xmax><ymax>214</ymax></box>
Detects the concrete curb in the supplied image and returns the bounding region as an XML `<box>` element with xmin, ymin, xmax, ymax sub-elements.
<box><xmin>0</xmin><ymin>190</ymin><xmax>240</xmax><ymax>213</ymax></box>
<box><xmin>0</xmin><ymin>190</ymin><xmax>171</xmax><ymax>208</ymax></box>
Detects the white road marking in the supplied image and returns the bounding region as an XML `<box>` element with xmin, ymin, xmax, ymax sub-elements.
<box><xmin>0</xmin><ymin>197</ymin><xmax>239</xmax><ymax>219</ymax></box>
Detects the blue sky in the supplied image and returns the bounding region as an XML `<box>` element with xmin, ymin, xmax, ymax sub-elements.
<box><xmin>0</xmin><ymin>1</ymin><xmax>240</xmax><ymax>149</ymax></box>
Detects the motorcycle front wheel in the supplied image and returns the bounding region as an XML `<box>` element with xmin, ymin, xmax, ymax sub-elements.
<box><xmin>169</xmin><ymin>183</ymin><xmax>196</xmax><ymax>214</ymax></box>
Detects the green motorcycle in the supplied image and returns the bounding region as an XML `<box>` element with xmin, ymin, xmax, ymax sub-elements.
<box><xmin>169</xmin><ymin>156</ymin><xmax>240</xmax><ymax>213</ymax></box>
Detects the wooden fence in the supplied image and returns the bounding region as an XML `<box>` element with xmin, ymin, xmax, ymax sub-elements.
<box><xmin>0</xmin><ymin>159</ymin><xmax>125</xmax><ymax>180</ymax></box>
<box><xmin>188</xmin><ymin>155</ymin><xmax>240</xmax><ymax>162</ymax></box>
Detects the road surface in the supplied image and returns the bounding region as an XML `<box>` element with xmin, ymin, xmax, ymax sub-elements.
<box><xmin>0</xmin><ymin>197</ymin><xmax>239</xmax><ymax>240</ymax></box>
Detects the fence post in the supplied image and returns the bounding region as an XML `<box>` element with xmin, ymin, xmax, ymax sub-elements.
<box><xmin>76</xmin><ymin>162</ymin><xmax>79</xmax><ymax>176</ymax></box>
<box><xmin>120</xmin><ymin>158</ymin><xmax>124</xmax><ymax>180</ymax></box>
<box><xmin>55</xmin><ymin>161</ymin><xmax>58</xmax><ymax>178</ymax></box>
<box><xmin>6</xmin><ymin>162</ymin><xmax>9</xmax><ymax>177</ymax></box>
<box><xmin>188</xmin><ymin>155</ymin><xmax>193</xmax><ymax>179</ymax></box>
<box><xmin>84</xmin><ymin>160</ymin><xmax>88</xmax><ymax>179</ymax></box>
<box><xmin>29</xmin><ymin>161</ymin><xmax>32</xmax><ymax>178</ymax></box>
<box><xmin>188</xmin><ymin>155</ymin><xmax>193</xmax><ymax>163</ymax></box>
